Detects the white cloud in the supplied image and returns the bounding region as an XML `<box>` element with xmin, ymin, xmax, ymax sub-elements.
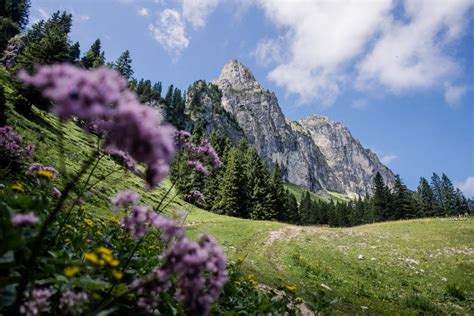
<box><xmin>357</xmin><ymin>0</ymin><xmax>472</xmax><ymax>97</ymax></box>
<box><xmin>457</xmin><ymin>176</ymin><xmax>474</xmax><ymax>197</ymax></box>
<box><xmin>257</xmin><ymin>0</ymin><xmax>392</xmax><ymax>104</ymax></box>
<box><xmin>253</xmin><ymin>37</ymin><xmax>286</xmax><ymax>66</ymax></box>
<box><xmin>256</xmin><ymin>0</ymin><xmax>473</xmax><ymax>105</ymax></box>
<box><xmin>137</xmin><ymin>8</ymin><xmax>150</xmax><ymax>17</ymax></box>
<box><xmin>182</xmin><ymin>0</ymin><xmax>219</xmax><ymax>29</ymax></box>
<box><xmin>380</xmin><ymin>154</ymin><xmax>397</xmax><ymax>165</ymax></box>
<box><xmin>351</xmin><ymin>99</ymin><xmax>369</xmax><ymax>110</ymax></box>
<box><xmin>444</xmin><ymin>84</ymin><xmax>468</xmax><ymax>107</ymax></box>
<box><xmin>37</xmin><ymin>7</ymin><xmax>49</xmax><ymax>19</ymax></box>
<box><xmin>77</xmin><ymin>14</ymin><xmax>90</xmax><ymax>22</ymax></box>
<box><xmin>149</xmin><ymin>9</ymin><xmax>189</xmax><ymax>60</ymax></box>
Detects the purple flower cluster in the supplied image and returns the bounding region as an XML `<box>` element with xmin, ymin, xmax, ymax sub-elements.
<box><xmin>148</xmin><ymin>212</ymin><xmax>185</xmax><ymax>241</ymax></box>
<box><xmin>19</xmin><ymin>64</ymin><xmax>176</xmax><ymax>188</ymax></box>
<box><xmin>121</xmin><ymin>205</ymin><xmax>152</xmax><ymax>240</ymax></box>
<box><xmin>188</xmin><ymin>160</ymin><xmax>209</xmax><ymax>176</ymax></box>
<box><xmin>11</xmin><ymin>212</ymin><xmax>40</xmax><ymax>226</ymax></box>
<box><xmin>19</xmin><ymin>288</ymin><xmax>52</xmax><ymax>316</ymax></box>
<box><xmin>25</xmin><ymin>162</ymin><xmax>59</xmax><ymax>178</ymax></box>
<box><xmin>175</xmin><ymin>130</ymin><xmax>191</xmax><ymax>142</ymax></box>
<box><xmin>132</xmin><ymin>216</ymin><xmax>228</xmax><ymax>315</ymax></box>
<box><xmin>0</xmin><ymin>125</ymin><xmax>35</xmax><ymax>162</ymax></box>
<box><xmin>18</xmin><ymin>65</ymin><xmax>128</xmax><ymax>121</ymax></box>
<box><xmin>111</xmin><ymin>190</ymin><xmax>139</xmax><ymax>211</ymax></box>
<box><xmin>59</xmin><ymin>290</ymin><xmax>88</xmax><ymax>311</ymax></box>
<box><xmin>105</xmin><ymin>146</ymin><xmax>138</xmax><ymax>173</ymax></box>
<box><xmin>184</xmin><ymin>139</ymin><xmax>222</xmax><ymax>169</ymax></box>
<box><xmin>188</xmin><ymin>190</ymin><xmax>205</xmax><ymax>202</ymax></box>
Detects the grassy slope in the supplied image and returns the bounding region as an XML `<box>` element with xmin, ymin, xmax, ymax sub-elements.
<box><xmin>3</xmin><ymin>71</ymin><xmax>473</xmax><ymax>315</ymax></box>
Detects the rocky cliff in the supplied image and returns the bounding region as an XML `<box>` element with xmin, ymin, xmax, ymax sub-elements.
<box><xmin>192</xmin><ymin>60</ymin><xmax>395</xmax><ymax>195</ymax></box>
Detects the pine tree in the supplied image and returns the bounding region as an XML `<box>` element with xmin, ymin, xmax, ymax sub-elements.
<box><xmin>0</xmin><ymin>0</ymin><xmax>30</xmax><ymax>52</ymax></box>
<box><xmin>270</xmin><ymin>164</ymin><xmax>286</xmax><ymax>221</ymax></box>
<box><xmin>299</xmin><ymin>191</ymin><xmax>313</xmax><ymax>224</ymax></box>
<box><xmin>114</xmin><ymin>50</ymin><xmax>133</xmax><ymax>79</ymax></box>
<box><xmin>454</xmin><ymin>188</ymin><xmax>469</xmax><ymax>215</ymax></box>
<box><xmin>81</xmin><ymin>39</ymin><xmax>104</xmax><ymax>69</ymax></box>
<box><xmin>416</xmin><ymin>177</ymin><xmax>436</xmax><ymax>216</ymax></box>
<box><xmin>431</xmin><ymin>173</ymin><xmax>444</xmax><ymax>214</ymax></box>
<box><xmin>284</xmin><ymin>191</ymin><xmax>299</xmax><ymax>224</ymax></box>
<box><xmin>392</xmin><ymin>175</ymin><xmax>416</xmax><ymax>219</ymax></box>
<box><xmin>213</xmin><ymin>148</ymin><xmax>246</xmax><ymax>217</ymax></box>
<box><xmin>441</xmin><ymin>173</ymin><xmax>456</xmax><ymax>215</ymax></box>
<box><xmin>15</xmin><ymin>11</ymin><xmax>76</xmax><ymax>72</ymax></box>
<box><xmin>371</xmin><ymin>172</ymin><xmax>391</xmax><ymax>220</ymax></box>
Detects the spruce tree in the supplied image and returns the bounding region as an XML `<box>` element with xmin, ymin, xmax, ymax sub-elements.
<box><xmin>416</xmin><ymin>177</ymin><xmax>436</xmax><ymax>216</ymax></box>
<box><xmin>431</xmin><ymin>173</ymin><xmax>444</xmax><ymax>214</ymax></box>
<box><xmin>81</xmin><ymin>39</ymin><xmax>104</xmax><ymax>69</ymax></box>
<box><xmin>284</xmin><ymin>191</ymin><xmax>300</xmax><ymax>224</ymax></box>
<box><xmin>0</xmin><ymin>0</ymin><xmax>30</xmax><ymax>52</ymax></box>
<box><xmin>213</xmin><ymin>148</ymin><xmax>245</xmax><ymax>217</ymax></box>
<box><xmin>299</xmin><ymin>191</ymin><xmax>313</xmax><ymax>224</ymax></box>
<box><xmin>441</xmin><ymin>173</ymin><xmax>456</xmax><ymax>215</ymax></box>
<box><xmin>371</xmin><ymin>172</ymin><xmax>391</xmax><ymax>220</ymax></box>
<box><xmin>114</xmin><ymin>50</ymin><xmax>133</xmax><ymax>79</ymax></box>
<box><xmin>392</xmin><ymin>175</ymin><xmax>416</xmax><ymax>219</ymax></box>
<box><xmin>15</xmin><ymin>11</ymin><xmax>76</xmax><ymax>71</ymax></box>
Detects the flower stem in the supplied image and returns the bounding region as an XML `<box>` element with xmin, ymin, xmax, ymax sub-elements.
<box><xmin>11</xmin><ymin>150</ymin><xmax>100</xmax><ymax>312</ymax></box>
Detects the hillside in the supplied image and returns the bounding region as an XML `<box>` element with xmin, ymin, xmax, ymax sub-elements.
<box><xmin>2</xmin><ymin>70</ymin><xmax>473</xmax><ymax>315</ymax></box>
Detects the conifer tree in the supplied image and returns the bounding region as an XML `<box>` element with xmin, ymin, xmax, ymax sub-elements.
<box><xmin>284</xmin><ymin>191</ymin><xmax>299</xmax><ymax>224</ymax></box>
<box><xmin>299</xmin><ymin>191</ymin><xmax>313</xmax><ymax>224</ymax></box>
<box><xmin>392</xmin><ymin>175</ymin><xmax>416</xmax><ymax>219</ymax></box>
<box><xmin>441</xmin><ymin>173</ymin><xmax>456</xmax><ymax>215</ymax></box>
<box><xmin>0</xmin><ymin>0</ymin><xmax>30</xmax><ymax>52</ymax></box>
<box><xmin>114</xmin><ymin>50</ymin><xmax>133</xmax><ymax>79</ymax></box>
<box><xmin>214</xmin><ymin>148</ymin><xmax>246</xmax><ymax>217</ymax></box>
<box><xmin>431</xmin><ymin>173</ymin><xmax>444</xmax><ymax>214</ymax></box>
<box><xmin>371</xmin><ymin>172</ymin><xmax>391</xmax><ymax>220</ymax></box>
<box><xmin>81</xmin><ymin>39</ymin><xmax>104</xmax><ymax>69</ymax></box>
<box><xmin>15</xmin><ymin>11</ymin><xmax>76</xmax><ymax>71</ymax></box>
<box><xmin>416</xmin><ymin>177</ymin><xmax>436</xmax><ymax>216</ymax></box>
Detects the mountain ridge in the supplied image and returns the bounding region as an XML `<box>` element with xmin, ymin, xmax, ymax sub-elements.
<box><xmin>185</xmin><ymin>59</ymin><xmax>396</xmax><ymax>195</ymax></box>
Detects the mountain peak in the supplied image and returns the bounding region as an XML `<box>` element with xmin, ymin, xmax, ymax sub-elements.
<box><xmin>214</xmin><ymin>60</ymin><xmax>261</xmax><ymax>91</ymax></box>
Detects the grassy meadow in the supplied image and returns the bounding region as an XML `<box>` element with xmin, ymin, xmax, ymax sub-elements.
<box><xmin>2</xmin><ymin>70</ymin><xmax>473</xmax><ymax>315</ymax></box>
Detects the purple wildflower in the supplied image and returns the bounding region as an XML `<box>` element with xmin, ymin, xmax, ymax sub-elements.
<box><xmin>0</xmin><ymin>125</ymin><xmax>35</xmax><ymax>162</ymax></box>
<box><xmin>19</xmin><ymin>288</ymin><xmax>52</xmax><ymax>316</ymax></box>
<box><xmin>188</xmin><ymin>160</ymin><xmax>209</xmax><ymax>176</ymax></box>
<box><xmin>132</xmin><ymin>268</ymin><xmax>171</xmax><ymax>311</ymax></box>
<box><xmin>25</xmin><ymin>162</ymin><xmax>59</xmax><ymax>179</ymax></box>
<box><xmin>188</xmin><ymin>190</ymin><xmax>205</xmax><ymax>202</ymax></box>
<box><xmin>200</xmin><ymin>140</ymin><xmax>222</xmax><ymax>168</ymax></box>
<box><xmin>59</xmin><ymin>290</ymin><xmax>88</xmax><ymax>311</ymax></box>
<box><xmin>105</xmin><ymin>146</ymin><xmax>138</xmax><ymax>173</ymax></box>
<box><xmin>18</xmin><ymin>64</ymin><xmax>128</xmax><ymax>121</ymax></box>
<box><xmin>175</xmin><ymin>130</ymin><xmax>191</xmax><ymax>142</ymax></box>
<box><xmin>148</xmin><ymin>212</ymin><xmax>185</xmax><ymax>241</ymax></box>
<box><xmin>105</xmin><ymin>103</ymin><xmax>176</xmax><ymax>188</ymax></box>
<box><xmin>111</xmin><ymin>190</ymin><xmax>139</xmax><ymax>211</ymax></box>
<box><xmin>19</xmin><ymin>64</ymin><xmax>176</xmax><ymax>189</ymax></box>
<box><xmin>121</xmin><ymin>205</ymin><xmax>151</xmax><ymax>240</ymax></box>
<box><xmin>132</xmin><ymin>214</ymin><xmax>228</xmax><ymax>315</ymax></box>
<box><xmin>52</xmin><ymin>187</ymin><xmax>62</xmax><ymax>198</ymax></box>
<box><xmin>11</xmin><ymin>212</ymin><xmax>40</xmax><ymax>226</ymax></box>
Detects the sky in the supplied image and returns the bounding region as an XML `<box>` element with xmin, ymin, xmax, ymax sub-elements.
<box><xmin>29</xmin><ymin>0</ymin><xmax>474</xmax><ymax>196</ymax></box>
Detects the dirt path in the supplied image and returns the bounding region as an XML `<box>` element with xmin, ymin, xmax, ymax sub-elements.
<box><xmin>264</xmin><ymin>225</ymin><xmax>304</xmax><ymax>246</ymax></box>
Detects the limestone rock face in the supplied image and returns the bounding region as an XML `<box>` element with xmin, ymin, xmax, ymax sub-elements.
<box><xmin>201</xmin><ymin>60</ymin><xmax>396</xmax><ymax>195</ymax></box>
<box><xmin>298</xmin><ymin>115</ymin><xmax>396</xmax><ymax>195</ymax></box>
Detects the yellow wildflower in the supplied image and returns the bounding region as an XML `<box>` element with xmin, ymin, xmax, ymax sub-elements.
<box><xmin>295</xmin><ymin>297</ymin><xmax>304</xmax><ymax>304</ymax></box>
<box><xmin>284</xmin><ymin>284</ymin><xmax>297</xmax><ymax>293</ymax></box>
<box><xmin>97</xmin><ymin>247</ymin><xmax>112</xmax><ymax>256</ymax></box>
<box><xmin>83</xmin><ymin>218</ymin><xmax>94</xmax><ymax>227</ymax></box>
<box><xmin>111</xmin><ymin>269</ymin><xmax>123</xmax><ymax>280</ymax></box>
<box><xmin>36</xmin><ymin>170</ymin><xmax>54</xmax><ymax>180</ymax></box>
<box><xmin>84</xmin><ymin>252</ymin><xmax>99</xmax><ymax>264</ymax></box>
<box><xmin>65</xmin><ymin>224</ymin><xmax>73</xmax><ymax>230</ymax></box>
<box><xmin>11</xmin><ymin>183</ymin><xmax>25</xmax><ymax>193</ymax></box>
<box><xmin>64</xmin><ymin>266</ymin><xmax>80</xmax><ymax>278</ymax></box>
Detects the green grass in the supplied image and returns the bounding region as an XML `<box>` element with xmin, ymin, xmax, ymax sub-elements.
<box><xmin>3</xmin><ymin>69</ymin><xmax>473</xmax><ymax>315</ymax></box>
<box><xmin>285</xmin><ymin>182</ymin><xmax>350</xmax><ymax>203</ymax></box>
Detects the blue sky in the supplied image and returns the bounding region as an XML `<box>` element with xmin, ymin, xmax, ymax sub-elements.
<box><xmin>29</xmin><ymin>0</ymin><xmax>474</xmax><ymax>195</ymax></box>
